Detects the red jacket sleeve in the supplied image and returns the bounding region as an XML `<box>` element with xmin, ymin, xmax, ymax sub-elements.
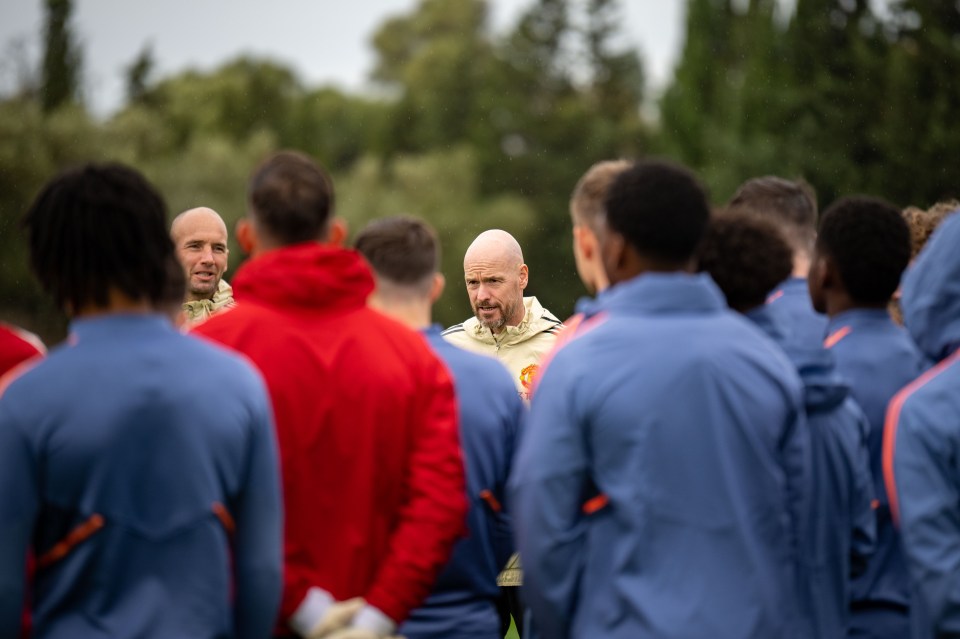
<box><xmin>363</xmin><ymin>352</ymin><xmax>468</xmax><ymax>622</ymax></box>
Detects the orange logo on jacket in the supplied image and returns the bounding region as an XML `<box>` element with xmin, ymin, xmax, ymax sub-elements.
<box><xmin>519</xmin><ymin>364</ymin><xmax>540</xmax><ymax>391</ymax></box>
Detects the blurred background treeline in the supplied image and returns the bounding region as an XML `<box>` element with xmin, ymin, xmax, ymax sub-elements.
<box><xmin>1</xmin><ymin>0</ymin><xmax>958</xmax><ymax>343</ymax></box>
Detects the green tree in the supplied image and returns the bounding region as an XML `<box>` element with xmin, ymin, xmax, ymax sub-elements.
<box><xmin>125</xmin><ymin>44</ymin><xmax>155</xmax><ymax>105</ymax></box>
<box><xmin>872</xmin><ymin>1</ymin><xmax>960</xmax><ymax>205</ymax></box>
<box><xmin>40</xmin><ymin>0</ymin><xmax>81</xmax><ymax>112</ymax></box>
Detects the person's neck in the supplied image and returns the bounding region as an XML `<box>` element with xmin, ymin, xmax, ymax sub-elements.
<box><xmin>610</xmin><ymin>256</ymin><xmax>694</xmax><ymax>286</ymax></box>
<box><xmin>792</xmin><ymin>252</ymin><xmax>810</xmax><ymax>279</ymax></box>
<box><xmin>493</xmin><ymin>304</ymin><xmax>527</xmax><ymax>334</ymax></box>
<box><xmin>369</xmin><ymin>295</ymin><xmax>431</xmax><ymax>331</ymax></box>
<box><xmin>185</xmin><ymin>290</ymin><xmax>216</xmax><ymax>303</ymax></box>
<box><xmin>74</xmin><ymin>289</ymin><xmax>153</xmax><ymax>318</ymax></box>
<box><xmin>826</xmin><ymin>295</ymin><xmax>887</xmax><ymax>318</ymax></box>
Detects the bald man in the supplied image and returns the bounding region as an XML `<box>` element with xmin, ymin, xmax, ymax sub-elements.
<box><xmin>170</xmin><ymin>207</ymin><xmax>236</xmax><ymax>324</ymax></box>
<box><xmin>443</xmin><ymin>229</ymin><xmax>562</xmax><ymax>400</ymax></box>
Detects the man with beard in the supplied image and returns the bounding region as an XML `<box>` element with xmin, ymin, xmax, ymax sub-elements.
<box><xmin>170</xmin><ymin>207</ymin><xmax>236</xmax><ymax>324</ymax></box>
<box><xmin>443</xmin><ymin>230</ymin><xmax>562</xmax><ymax>401</ymax></box>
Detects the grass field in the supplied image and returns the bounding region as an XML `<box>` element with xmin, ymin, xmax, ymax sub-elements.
<box><xmin>506</xmin><ymin>617</ymin><xmax>519</xmax><ymax>639</ymax></box>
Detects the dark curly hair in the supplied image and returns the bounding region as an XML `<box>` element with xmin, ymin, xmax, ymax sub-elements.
<box><xmin>604</xmin><ymin>159</ymin><xmax>710</xmax><ymax>264</ymax></box>
<box><xmin>817</xmin><ymin>196</ymin><xmax>911</xmax><ymax>306</ymax></box>
<box><xmin>22</xmin><ymin>163</ymin><xmax>172</xmax><ymax>314</ymax></box>
<box><xmin>697</xmin><ymin>212</ymin><xmax>794</xmax><ymax>312</ymax></box>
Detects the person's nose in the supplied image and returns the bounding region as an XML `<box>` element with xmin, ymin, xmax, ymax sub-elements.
<box><xmin>475</xmin><ymin>282</ymin><xmax>490</xmax><ymax>301</ymax></box>
<box><xmin>199</xmin><ymin>245</ymin><xmax>215</xmax><ymax>265</ymax></box>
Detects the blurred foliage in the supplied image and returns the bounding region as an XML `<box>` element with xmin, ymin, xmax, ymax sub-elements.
<box><xmin>40</xmin><ymin>0</ymin><xmax>81</xmax><ymax>112</ymax></box>
<box><xmin>659</xmin><ymin>0</ymin><xmax>960</xmax><ymax>207</ymax></box>
<box><xmin>2</xmin><ymin>0</ymin><xmax>958</xmax><ymax>344</ymax></box>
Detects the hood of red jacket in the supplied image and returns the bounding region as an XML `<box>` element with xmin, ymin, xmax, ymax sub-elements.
<box><xmin>230</xmin><ymin>242</ymin><xmax>374</xmax><ymax>313</ymax></box>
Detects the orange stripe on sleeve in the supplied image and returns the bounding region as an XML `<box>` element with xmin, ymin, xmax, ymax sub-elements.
<box><xmin>212</xmin><ymin>502</ymin><xmax>236</xmax><ymax>535</ymax></box>
<box><xmin>36</xmin><ymin>514</ymin><xmax>105</xmax><ymax>570</ymax></box>
<box><xmin>582</xmin><ymin>494</ymin><xmax>609</xmax><ymax>515</ymax></box>
<box><xmin>479</xmin><ymin>489</ymin><xmax>502</xmax><ymax>513</ymax></box>
<box><xmin>883</xmin><ymin>348</ymin><xmax>960</xmax><ymax>526</ymax></box>
<box><xmin>823</xmin><ymin>326</ymin><xmax>852</xmax><ymax>349</ymax></box>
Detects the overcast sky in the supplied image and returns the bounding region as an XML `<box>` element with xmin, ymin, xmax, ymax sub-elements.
<box><xmin>0</xmin><ymin>0</ymin><xmax>685</xmax><ymax>116</ymax></box>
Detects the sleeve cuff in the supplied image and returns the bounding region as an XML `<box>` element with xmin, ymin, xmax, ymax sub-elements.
<box><xmin>351</xmin><ymin>604</ymin><xmax>396</xmax><ymax>636</ymax></box>
<box><xmin>289</xmin><ymin>587</ymin><xmax>334</xmax><ymax>636</ymax></box>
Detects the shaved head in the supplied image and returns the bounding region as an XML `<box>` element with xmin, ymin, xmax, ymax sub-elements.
<box><xmin>464</xmin><ymin>229</ymin><xmax>524</xmax><ymax>269</ymax></box>
<box><xmin>463</xmin><ymin>229</ymin><xmax>528</xmax><ymax>333</ymax></box>
<box><xmin>171</xmin><ymin>207</ymin><xmax>229</xmax><ymax>302</ymax></box>
<box><xmin>171</xmin><ymin>207</ymin><xmax>227</xmax><ymax>243</ymax></box>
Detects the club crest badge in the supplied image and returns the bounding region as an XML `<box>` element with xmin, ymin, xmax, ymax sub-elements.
<box><xmin>519</xmin><ymin>363</ymin><xmax>539</xmax><ymax>391</ymax></box>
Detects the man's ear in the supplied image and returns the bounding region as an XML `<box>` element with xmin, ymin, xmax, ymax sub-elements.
<box><xmin>574</xmin><ymin>224</ymin><xmax>598</xmax><ymax>261</ymax></box>
<box><xmin>430</xmin><ymin>272</ymin><xmax>445</xmax><ymax>304</ymax></box>
<box><xmin>326</xmin><ymin>218</ymin><xmax>348</xmax><ymax>247</ymax></box>
<box><xmin>601</xmin><ymin>232</ymin><xmax>627</xmax><ymax>285</ymax></box>
<box><xmin>235</xmin><ymin>218</ymin><xmax>256</xmax><ymax>255</ymax></box>
<box><xmin>807</xmin><ymin>252</ymin><xmax>831</xmax><ymax>314</ymax></box>
<box><xmin>518</xmin><ymin>263</ymin><xmax>529</xmax><ymax>290</ymax></box>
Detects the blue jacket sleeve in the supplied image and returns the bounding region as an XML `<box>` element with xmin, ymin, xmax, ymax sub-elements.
<box><xmin>509</xmin><ymin>356</ymin><xmax>588</xmax><ymax>639</ymax></box>
<box><xmin>849</xmin><ymin>410</ymin><xmax>876</xmax><ymax>578</ymax></box>
<box><xmin>893</xmin><ymin>395</ymin><xmax>960</xmax><ymax>637</ymax></box>
<box><xmin>782</xmin><ymin>393</ymin><xmax>811</xmax><ymax>582</ymax></box>
<box><xmin>0</xmin><ymin>400</ymin><xmax>38</xmax><ymax>637</ymax></box>
<box><xmin>494</xmin><ymin>391</ymin><xmax>526</xmax><ymax>571</ymax></box>
<box><xmin>232</xmin><ymin>385</ymin><xmax>284</xmax><ymax>639</ymax></box>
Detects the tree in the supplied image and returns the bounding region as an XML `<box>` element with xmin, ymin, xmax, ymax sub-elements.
<box><xmin>125</xmin><ymin>44</ymin><xmax>155</xmax><ymax>105</ymax></box>
<box><xmin>40</xmin><ymin>0</ymin><xmax>81</xmax><ymax>112</ymax></box>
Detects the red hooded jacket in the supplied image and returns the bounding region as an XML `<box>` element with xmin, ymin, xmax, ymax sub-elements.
<box><xmin>194</xmin><ymin>243</ymin><xmax>466</xmax><ymax>627</ymax></box>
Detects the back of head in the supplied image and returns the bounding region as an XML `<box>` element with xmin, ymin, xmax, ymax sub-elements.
<box><xmin>354</xmin><ymin>216</ymin><xmax>439</xmax><ymax>296</ymax></box>
<box><xmin>727</xmin><ymin>176</ymin><xmax>818</xmax><ymax>256</ymax></box>
<box><xmin>248</xmin><ymin>150</ymin><xmax>334</xmax><ymax>246</ymax></box>
<box><xmin>22</xmin><ymin>162</ymin><xmax>172</xmax><ymax>313</ymax></box>
<box><xmin>604</xmin><ymin>159</ymin><xmax>711</xmax><ymax>265</ymax></box>
<box><xmin>817</xmin><ymin>196</ymin><xmax>911</xmax><ymax>306</ymax></box>
<box><xmin>570</xmin><ymin>159</ymin><xmax>632</xmax><ymax>230</ymax></box>
<box><xmin>698</xmin><ymin>212</ymin><xmax>794</xmax><ymax>313</ymax></box>
<box><xmin>902</xmin><ymin>213</ymin><xmax>960</xmax><ymax>361</ymax></box>
<box><xmin>902</xmin><ymin>200</ymin><xmax>959</xmax><ymax>259</ymax></box>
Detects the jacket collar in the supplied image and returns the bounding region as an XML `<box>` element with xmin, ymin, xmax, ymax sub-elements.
<box><xmin>461</xmin><ymin>296</ymin><xmax>560</xmax><ymax>346</ymax></box>
<box><xmin>587</xmin><ymin>272</ymin><xmax>727</xmax><ymax>318</ymax></box>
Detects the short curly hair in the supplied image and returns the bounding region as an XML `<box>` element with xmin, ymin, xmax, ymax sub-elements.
<box><xmin>817</xmin><ymin>196</ymin><xmax>911</xmax><ymax>306</ymax></box>
<box><xmin>605</xmin><ymin>160</ymin><xmax>710</xmax><ymax>264</ymax></box>
<box><xmin>697</xmin><ymin>212</ymin><xmax>794</xmax><ymax>312</ymax></box>
<box><xmin>902</xmin><ymin>200</ymin><xmax>959</xmax><ymax>258</ymax></box>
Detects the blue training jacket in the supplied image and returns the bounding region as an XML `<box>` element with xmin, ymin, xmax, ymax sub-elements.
<box><xmin>748</xmin><ymin>306</ymin><xmax>876</xmax><ymax>639</ymax></box>
<box><xmin>399</xmin><ymin>326</ymin><xmax>524</xmax><ymax>639</ymax></box>
<box><xmin>824</xmin><ymin>308</ymin><xmax>926</xmax><ymax>617</ymax></box>
<box><xmin>766</xmin><ymin>276</ymin><xmax>830</xmax><ymax>350</ymax></box>
<box><xmin>887</xmin><ymin>212</ymin><xmax>960</xmax><ymax>639</ymax></box>
<box><xmin>0</xmin><ymin>314</ymin><xmax>283</xmax><ymax>639</ymax></box>
<box><xmin>510</xmin><ymin>273</ymin><xmax>809</xmax><ymax>639</ymax></box>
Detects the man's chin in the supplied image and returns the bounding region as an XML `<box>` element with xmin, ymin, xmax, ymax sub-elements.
<box><xmin>477</xmin><ymin>317</ymin><xmax>505</xmax><ymax>331</ymax></box>
<box><xmin>188</xmin><ymin>286</ymin><xmax>218</xmax><ymax>300</ymax></box>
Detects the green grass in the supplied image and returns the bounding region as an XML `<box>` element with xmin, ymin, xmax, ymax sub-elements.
<box><xmin>505</xmin><ymin>616</ymin><xmax>520</xmax><ymax>639</ymax></box>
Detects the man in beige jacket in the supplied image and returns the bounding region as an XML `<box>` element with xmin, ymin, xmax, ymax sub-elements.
<box><xmin>443</xmin><ymin>229</ymin><xmax>562</xmax><ymax>401</ymax></box>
